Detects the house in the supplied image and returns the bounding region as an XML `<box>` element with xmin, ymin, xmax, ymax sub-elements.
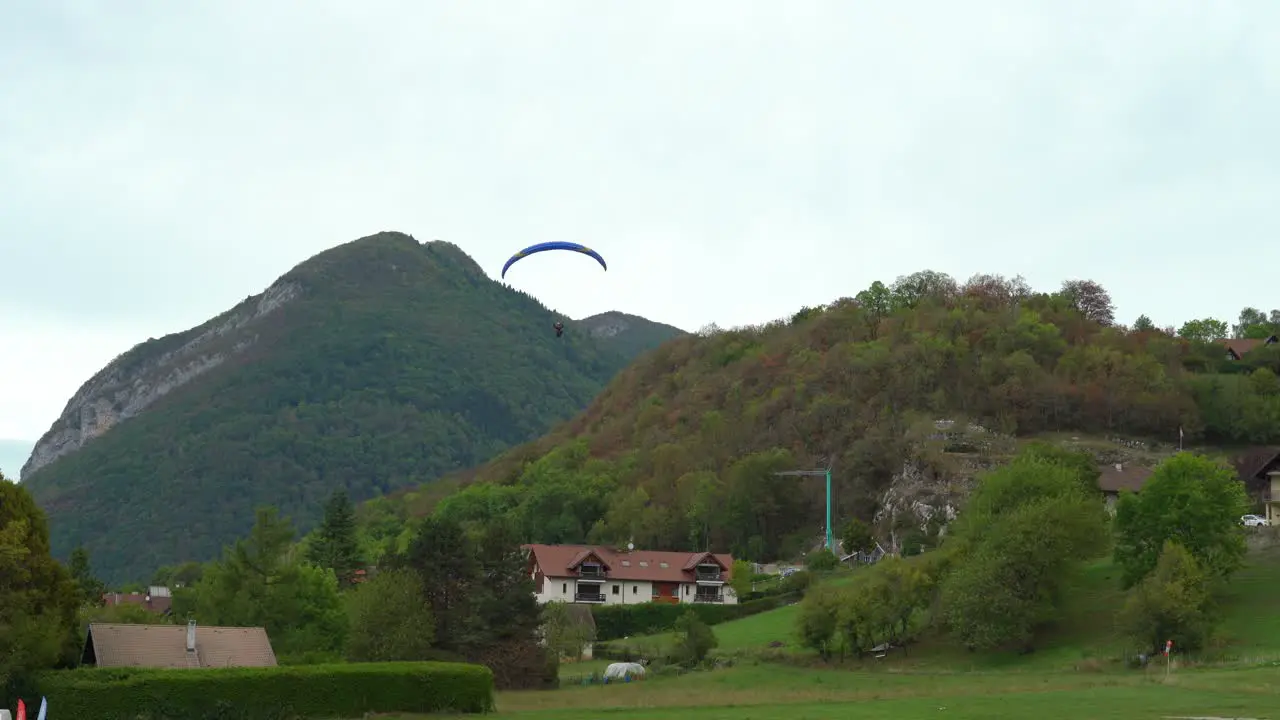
<box><xmin>1097</xmin><ymin>463</ymin><xmax>1154</xmax><ymax>511</ymax></box>
<box><xmin>80</xmin><ymin>620</ymin><xmax>278</xmax><ymax>669</ymax></box>
<box><xmin>524</xmin><ymin>544</ymin><xmax>737</xmax><ymax>606</ymax></box>
<box><xmin>1219</xmin><ymin>335</ymin><xmax>1278</xmax><ymax>361</ymax></box>
<box><xmin>1232</xmin><ymin>448</ymin><xmax>1280</xmax><ymax>522</ymax></box>
<box><xmin>102</xmin><ymin>586</ymin><xmax>173</xmax><ymax>615</ymax></box>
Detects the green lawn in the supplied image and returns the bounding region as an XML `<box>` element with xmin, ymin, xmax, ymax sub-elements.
<box><xmin>385</xmin><ymin>662</ymin><xmax>1280</xmax><ymax>718</ymax></box>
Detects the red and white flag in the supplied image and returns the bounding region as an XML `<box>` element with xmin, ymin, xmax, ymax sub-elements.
<box><xmin>1164</xmin><ymin>639</ymin><xmax>1173</xmax><ymax>656</ymax></box>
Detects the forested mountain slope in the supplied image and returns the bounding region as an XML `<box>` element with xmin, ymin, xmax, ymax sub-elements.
<box><xmin>22</xmin><ymin>231</ymin><xmax>682</xmax><ymax>583</ymax></box>
<box><xmin>359</xmin><ymin>272</ymin><xmax>1280</xmax><ymax>562</ymax></box>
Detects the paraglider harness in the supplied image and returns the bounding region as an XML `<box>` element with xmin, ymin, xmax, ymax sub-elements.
<box><xmin>554</xmin><ymin>321</ymin><xmax>565</xmax><ymax>338</ymax></box>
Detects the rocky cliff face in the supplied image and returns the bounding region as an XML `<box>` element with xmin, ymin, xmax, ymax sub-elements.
<box><xmin>20</xmin><ymin>280</ymin><xmax>300</xmax><ymax>479</ymax></box>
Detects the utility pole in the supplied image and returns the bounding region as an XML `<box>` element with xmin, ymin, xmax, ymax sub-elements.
<box><xmin>774</xmin><ymin>460</ymin><xmax>834</xmax><ymax>554</ymax></box>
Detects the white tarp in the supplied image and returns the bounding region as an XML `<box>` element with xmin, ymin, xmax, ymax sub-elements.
<box><xmin>603</xmin><ymin>662</ymin><xmax>645</xmax><ymax>680</ymax></box>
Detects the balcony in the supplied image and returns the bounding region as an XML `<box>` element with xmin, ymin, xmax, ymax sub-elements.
<box><xmin>692</xmin><ymin>593</ymin><xmax>724</xmax><ymax>603</ymax></box>
<box><xmin>694</xmin><ymin>570</ymin><xmax>723</xmax><ymax>582</ymax></box>
<box><xmin>578</xmin><ymin>566</ymin><xmax>606</xmax><ymax>579</ymax></box>
<box><xmin>574</xmin><ymin>591</ymin><xmax>606</xmax><ymax>603</ymax></box>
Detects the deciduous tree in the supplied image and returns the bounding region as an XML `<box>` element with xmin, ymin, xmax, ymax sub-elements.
<box><xmin>1059</xmin><ymin>279</ymin><xmax>1115</xmax><ymax>325</ymax></box>
<box><xmin>1113</xmin><ymin>453</ymin><xmax>1249</xmax><ymax>588</ymax></box>
<box><xmin>1177</xmin><ymin>318</ymin><xmax>1229</xmax><ymax>343</ymax></box>
<box><xmin>1117</xmin><ymin>541</ymin><xmax>1214</xmax><ymax>653</ymax></box>
<box><xmin>344</xmin><ymin>567</ymin><xmax>435</xmax><ymax>661</ymax></box>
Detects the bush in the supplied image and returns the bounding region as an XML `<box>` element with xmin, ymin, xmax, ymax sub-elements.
<box><xmin>24</xmin><ymin>661</ymin><xmax>493</xmax><ymax>719</ymax></box>
<box><xmin>592</xmin><ymin>593</ymin><xmax>800</xmax><ymax>640</ymax></box>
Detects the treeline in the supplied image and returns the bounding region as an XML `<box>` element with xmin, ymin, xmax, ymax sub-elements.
<box><xmin>356</xmin><ymin>271</ymin><xmax>1280</xmax><ymax>565</ymax></box>
<box><xmin>59</xmin><ymin>489</ymin><xmax>553</xmax><ymax>691</ymax></box>
<box><xmin>796</xmin><ymin>445</ymin><xmax>1249</xmax><ymax>657</ymax></box>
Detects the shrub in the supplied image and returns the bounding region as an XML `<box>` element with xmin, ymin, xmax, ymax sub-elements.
<box><xmin>592</xmin><ymin>593</ymin><xmax>800</xmax><ymax>640</ymax></box>
<box><xmin>24</xmin><ymin>661</ymin><xmax>493</xmax><ymax>719</ymax></box>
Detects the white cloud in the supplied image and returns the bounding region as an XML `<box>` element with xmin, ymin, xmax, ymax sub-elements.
<box><xmin>2</xmin><ymin>1</ymin><xmax>1279</xmax><ymax>437</ymax></box>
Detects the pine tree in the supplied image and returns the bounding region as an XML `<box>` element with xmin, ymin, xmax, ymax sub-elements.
<box><xmin>68</xmin><ymin>546</ymin><xmax>107</xmax><ymax>606</ymax></box>
<box><xmin>306</xmin><ymin>489</ymin><xmax>362</xmax><ymax>587</ymax></box>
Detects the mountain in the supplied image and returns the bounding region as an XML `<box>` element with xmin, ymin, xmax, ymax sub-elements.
<box><xmin>21</xmin><ymin>231</ymin><xmax>683</xmax><ymax>583</ymax></box>
<box><xmin>0</xmin><ymin>439</ymin><xmax>33</xmax><ymax>480</ymax></box>
<box><xmin>574</xmin><ymin>311</ymin><xmax>686</xmax><ymax>361</ymax></box>
<box><xmin>357</xmin><ymin>272</ymin><xmax>1280</xmax><ymax>563</ymax></box>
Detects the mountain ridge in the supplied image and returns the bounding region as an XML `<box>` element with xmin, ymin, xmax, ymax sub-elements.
<box><xmin>21</xmin><ymin>231</ymin><xmax>685</xmax><ymax>582</ymax></box>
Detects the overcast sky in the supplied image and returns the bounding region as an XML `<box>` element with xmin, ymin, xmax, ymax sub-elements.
<box><xmin>2</xmin><ymin>1</ymin><xmax>1279</xmax><ymax>451</ymax></box>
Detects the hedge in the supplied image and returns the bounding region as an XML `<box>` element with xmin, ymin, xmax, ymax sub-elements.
<box><xmin>21</xmin><ymin>661</ymin><xmax>494</xmax><ymax>719</ymax></box>
<box><xmin>592</xmin><ymin>592</ymin><xmax>801</xmax><ymax>640</ymax></box>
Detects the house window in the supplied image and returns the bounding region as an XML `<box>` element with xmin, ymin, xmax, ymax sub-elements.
<box><xmin>659</xmin><ymin>562</ymin><xmax>668</xmax><ymax>568</ymax></box>
<box><xmin>639</xmin><ymin>561</ymin><xmax>649</xmax><ymax>567</ymax></box>
<box><xmin>622</xmin><ymin>560</ymin><xmax>630</xmax><ymax>566</ymax></box>
<box><xmin>562</xmin><ymin>583</ymin><xmax>567</xmax><ymax>594</ymax></box>
<box><xmin>633</xmin><ymin>585</ymin><xmax>638</xmax><ymax>594</ymax></box>
<box><xmin>611</xmin><ymin>585</ymin><xmax>619</xmax><ymax>595</ymax></box>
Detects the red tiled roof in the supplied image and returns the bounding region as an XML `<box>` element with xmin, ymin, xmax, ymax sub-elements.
<box><xmin>524</xmin><ymin>544</ymin><xmax>733</xmax><ymax>583</ymax></box>
<box><xmin>1220</xmin><ymin>336</ymin><xmax>1277</xmax><ymax>359</ymax></box>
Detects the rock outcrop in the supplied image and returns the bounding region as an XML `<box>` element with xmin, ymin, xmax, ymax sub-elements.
<box><xmin>20</xmin><ymin>281</ymin><xmax>300</xmax><ymax>479</ymax></box>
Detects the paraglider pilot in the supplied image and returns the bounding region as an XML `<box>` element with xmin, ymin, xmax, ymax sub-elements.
<box><xmin>554</xmin><ymin>321</ymin><xmax>565</xmax><ymax>338</ymax></box>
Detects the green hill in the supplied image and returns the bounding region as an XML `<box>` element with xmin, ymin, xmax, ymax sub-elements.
<box><xmin>360</xmin><ymin>272</ymin><xmax>1280</xmax><ymax>561</ymax></box>
<box><xmin>21</xmin><ymin>231</ymin><xmax>683</xmax><ymax>583</ymax></box>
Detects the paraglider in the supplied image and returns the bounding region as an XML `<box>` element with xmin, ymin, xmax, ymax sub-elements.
<box><xmin>500</xmin><ymin>241</ymin><xmax>607</xmax><ymax>279</ymax></box>
<box><xmin>501</xmin><ymin>241</ymin><xmax>607</xmax><ymax>338</ymax></box>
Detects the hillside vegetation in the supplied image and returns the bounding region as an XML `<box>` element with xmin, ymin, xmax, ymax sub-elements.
<box><xmin>361</xmin><ymin>272</ymin><xmax>1280</xmax><ymax>562</ymax></box>
<box><xmin>22</xmin><ymin>232</ymin><xmax>683</xmax><ymax>583</ymax></box>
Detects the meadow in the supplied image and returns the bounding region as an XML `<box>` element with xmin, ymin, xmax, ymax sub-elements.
<box><xmin>391</xmin><ymin>541</ymin><xmax>1280</xmax><ymax>719</ymax></box>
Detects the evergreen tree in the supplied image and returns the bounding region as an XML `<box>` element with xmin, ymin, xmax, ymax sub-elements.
<box><xmin>68</xmin><ymin>545</ymin><xmax>107</xmax><ymax>606</ymax></box>
<box><xmin>307</xmin><ymin>489</ymin><xmax>363</xmax><ymax>587</ymax></box>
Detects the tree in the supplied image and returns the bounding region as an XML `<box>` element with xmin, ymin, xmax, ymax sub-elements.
<box><xmin>0</xmin><ymin>475</ymin><xmax>80</xmax><ymax>700</ymax></box>
<box><xmin>1233</xmin><ymin>307</ymin><xmax>1270</xmax><ymax>338</ymax></box>
<box><xmin>1132</xmin><ymin>315</ymin><xmax>1156</xmax><ymax>332</ymax></box>
<box><xmin>890</xmin><ymin>270</ymin><xmax>958</xmax><ymax>310</ymax></box>
<box><xmin>344</xmin><ymin>568</ymin><xmax>435</xmax><ymax>662</ymax></box>
<box><xmin>186</xmin><ymin>506</ymin><xmax>348</xmax><ymax>656</ymax></box>
<box><xmin>940</xmin><ymin>455</ymin><xmax>1109</xmax><ymax>651</ymax></box>
<box><xmin>672</xmin><ymin>609</ymin><xmax>718</xmax><ymax>666</ymax></box>
<box><xmin>795</xmin><ymin>584</ymin><xmax>840</xmax><ymax>660</ymax></box>
<box><xmin>840</xmin><ymin>518</ymin><xmax>874</xmax><ymax>556</ymax></box>
<box><xmin>807</xmin><ymin>548</ymin><xmax>839</xmax><ymax>572</ymax></box>
<box><xmin>68</xmin><ymin>546</ymin><xmax>106</xmax><ymax>606</ymax></box>
<box><xmin>1117</xmin><ymin>541</ymin><xmax>1214</xmax><ymax>653</ymax></box>
<box><xmin>1059</xmin><ymin>279</ymin><xmax>1115</xmax><ymax>325</ymax></box>
<box><xmin>728</xmin><ymin>559</ymin><xmax>755</xmax><ymax>599</ymax></box>
<box><xmin>1177</xmin><ymin>318</ymin><xmax>1229</xmax><ymax>344</ymax></box>
<box><xmin>540</xmin><ymin>601</ymin><xmax>595</xmax><ymax>662</ymax></box>
<box><xmin>1113</xmin><ymin>453</ymin><xmax>1249</xmax><ymax>588</ymax></box>
<box><xmin>307</xmin><ymin>489</ymin><xmax>363</xmax><ymax>587</ymax></box>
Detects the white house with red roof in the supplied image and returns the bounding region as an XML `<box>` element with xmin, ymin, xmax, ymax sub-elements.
<box><xmin>523</xmin><ymin>544</ymin><xmax>738</xmax><ymax>606</ymax></box>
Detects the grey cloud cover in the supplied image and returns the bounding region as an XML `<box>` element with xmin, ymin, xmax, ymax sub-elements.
<box><xmin>2</xmin><ymin>1</ymin><xmax>1278</xmax><ymax>442</ymax></box>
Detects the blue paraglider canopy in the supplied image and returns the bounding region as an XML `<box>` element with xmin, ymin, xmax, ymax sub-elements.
<box><xmin>501</xmin><ymin>241</ymin><xmax>607</xmax><ymax>279</ymax></box>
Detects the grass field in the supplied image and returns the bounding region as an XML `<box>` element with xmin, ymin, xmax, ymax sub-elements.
<box><xmin>382</xmin><ymin>542</ymin><xmax>1280</xmax><ymax>719</ymax></box>
<box><xmin>384</xmin><ymin>662</ymin><xmax>1280</xmax><ymax>718</ymax></box>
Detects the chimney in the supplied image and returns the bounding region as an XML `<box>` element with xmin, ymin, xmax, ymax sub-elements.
<box><xmin>186</xmin><ymin>619</ymin><xmax>197</xmax><ymax>652</ymax></box>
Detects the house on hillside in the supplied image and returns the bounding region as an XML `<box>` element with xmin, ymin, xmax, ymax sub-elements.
<box><xmin>102</xmin><ymin>586</ymin><xmax>173</xmax><ymax>616</ymax></box>
<box><xmin>81</xmin><ymin>620</ymin><xmax>277</xmax><ymax>669</ymax></box>
<box><xmin>524</xmin><ymin>544</ymin><xmax>737</xmax><ymax>606</ymax></box>
<box><xmin>1220</xmin><ymin>335</ymin><xmax>1278</xmax><ymax>361</ymax></box>
<box><xmin>1232</xmin><ymin>448</ymin><xmax>1280</xmax><ymax>523</ymax></box>
<box><xmin>1097</xmin><ymin>463</ymin><xmax>1154</xmax><ymax>511</ymax></box>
